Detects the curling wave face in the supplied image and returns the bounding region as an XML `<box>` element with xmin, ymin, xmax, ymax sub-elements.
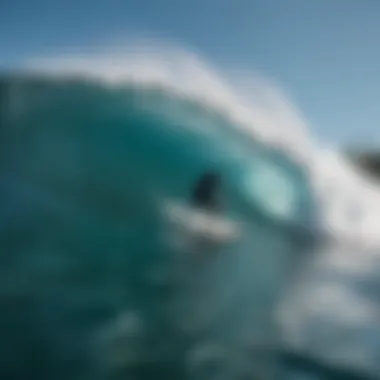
<box><xmin>3</xmin><ymin>42</ymin><xmax>380</xmax><ymax>380</ymax></box>
<box><xmin>0</xmin><ymin>72</ymin><xmax>317</xmax><ymax>380</ymax></box>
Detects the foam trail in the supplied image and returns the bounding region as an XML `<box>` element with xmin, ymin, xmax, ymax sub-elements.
<box><xmin>22</xmin><ymin>39</ymin><xmax>380</xmax><ymax>246</ymax></box>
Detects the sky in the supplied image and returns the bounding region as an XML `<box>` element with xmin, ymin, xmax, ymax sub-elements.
<box><xmin>1</xmin><ymin>0</ymin><xmax>380</xmax><ymax>147</ymax></box>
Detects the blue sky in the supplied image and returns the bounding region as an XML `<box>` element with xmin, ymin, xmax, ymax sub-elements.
<box><xmin>1</xmin><ymin>0</ymin><xmax>380</xmax><ymax>146</ymax></box>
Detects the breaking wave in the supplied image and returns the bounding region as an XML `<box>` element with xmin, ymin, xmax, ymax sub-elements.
<box><xmin>1</xmin><ymin>39</ymin><xmax>379</xmax><ymax>379</ymax></box>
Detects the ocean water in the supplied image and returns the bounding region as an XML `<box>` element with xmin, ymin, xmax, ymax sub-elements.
<box><xmin>1</xmin><ymin>43</ymin><xmax>380</xmax><ymax>379</ymax></box>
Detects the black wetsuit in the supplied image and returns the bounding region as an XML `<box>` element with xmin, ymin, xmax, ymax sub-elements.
<box><xmin>191</xmin><ymin>171</ymin><xmax>222</xmax><ymax>212</ymax></box>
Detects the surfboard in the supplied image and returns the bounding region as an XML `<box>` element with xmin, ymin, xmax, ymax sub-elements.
<box><xmin>163</xmin><ymin>201</ymin><xmax>241</xmax><ymax>249</ymax></box>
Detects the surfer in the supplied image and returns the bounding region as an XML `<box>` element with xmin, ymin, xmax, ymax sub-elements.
<box><xmin>191</xmin><ymin>171</ymin><xmax>223</xmax><ymax>212</ymax></box>
<box><xmin>188</xmin><ymin>170</ymin><xmax>240</xmax><ymax>249</ymax></box>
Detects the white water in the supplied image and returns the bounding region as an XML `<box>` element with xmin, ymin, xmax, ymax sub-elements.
<box><xmin>23</xmin><ymin>39</ymin><xmax>380</xmax><ymax>377</ymax></box>
<box><xmin>23</xmin><ymin>39</ymin><xmax>380</xmax><ymax>245</ymax></box>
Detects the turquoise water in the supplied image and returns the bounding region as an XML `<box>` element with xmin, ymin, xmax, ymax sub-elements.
<box><xmin>0</xmin><ymin>74</ymin><xmax>319</xmax><ymax>379</ymax></box>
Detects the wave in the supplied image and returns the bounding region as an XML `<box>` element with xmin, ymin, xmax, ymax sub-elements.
<box><xmin>22</xmin><ymin>41</ymin><xmax>380</xmax><ymax>245</ymax></box>
<box><xmin>1</xmin><ymin>40</ymin><xmax>380</xmax><ymax>379</ymax></box>
<box><xmin>0</xmin><ymin>68</ymin><xmax>318</xmax><ymax>380</ymax></box>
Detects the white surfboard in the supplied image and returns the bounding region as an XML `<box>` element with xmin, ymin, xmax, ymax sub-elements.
<box><xmin>162</xmin><ymin>201</ymin><xmax>241</xmax><ymax>249</ymax></box>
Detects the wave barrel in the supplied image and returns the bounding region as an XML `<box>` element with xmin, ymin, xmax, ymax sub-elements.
<box><xmin>0</xmin><ymin>74</ymin><xmax>318</xmax><ymax>380</ymax></box>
